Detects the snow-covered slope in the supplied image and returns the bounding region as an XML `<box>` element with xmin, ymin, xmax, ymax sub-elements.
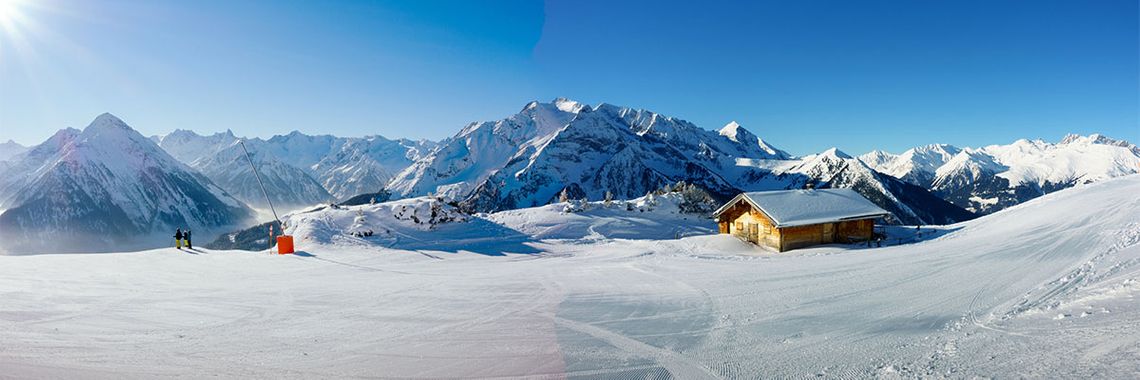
<box><xmin>0</xmin><ymin>128</ymin><xmax>81</xmax><ymax>207</ymax></box>
<box><xmin>387</xmin><ymin>98</ymin><xmax>586</xmax><ymax>200</ymax></box>
<box><xmin>741</xmin><ymin>148</ymin><xmax>975</xmax><ymax>225</ymax></box>
<box><xmin>156</xmin><ymin>130</ymin><xmax>435</xmax><ymax>203</ymax></box>
<box><xmin>310</xmin><ymin>136</ymin><xmax>436</xmax><ymax>199</ymax></box>
<box><xmin>719</xmin><ymin>121</ymin><xmax>789</xmax><ymax>159</ymax></box>
<box><xmin>858</xmin><ymin>143</ymin><xmax>961</xmax><ymax>187</ymax></box>
<box><xmin>262</xmin><ymin>191</ymin><xmax>717</xmax><ymax>255</ymax></box>
<box><xmin>864</xmin><ymin>134</ymin><xmax>1140</xmax><ymax>213</ymax></box>
<box><xmin>157</xmin><ymin>130</ymin><xmax>330</xmax><ymax>210</ymax></box>
<box><xmin>486</xmin><ymin>192</ymin><xmax>717</xmax><ymax>240</ymax></box>
<box><xmin>389</xmin><ymin>98</ymin><xmax>970</xmax><ymax>225</ymax></box>
<box><xmin>0</xmin><ymin>139</ymin><xmax>28</xmax><ymax>162</ymax></box>
<box><xmin>3</xmin><ymin>174</ymin><xmax>1137</xmax><ymax>378</ymax></box>
<box><xmin>198</xmin><ymin>142</ymin><xmax>332</xmax><ymax>209</ymax></box>
<box><xmin>154</xmin><ymin>129</ymin><xmax>240</xmax><ymax>164</ymax></box>
<box><xmin>460</xmin><ymin>102</ymin><xmax>750</xmax><ymax>211</ymax></box>
<box><xmin>0</xmin><ymin>114</ymin><xmax>254</xmax><ymax>254</ymax></box>
<box><xmin>258</xmin><ymin>131</ymin><xmax>438</xmax><ymax>199</ymax></box>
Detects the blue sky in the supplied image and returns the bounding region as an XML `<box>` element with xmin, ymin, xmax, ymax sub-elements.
<box><xmin>0</xmin><ymin>0</ymin><xmax>1136</xmax><ymax>155</ymax></box>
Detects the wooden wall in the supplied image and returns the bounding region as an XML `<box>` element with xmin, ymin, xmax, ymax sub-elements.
<box><xmin>718</xmin><ymin>199</ymin><xmax>877</xmax><ymax>252</ymax></box>
<box><xmin>776</xmin><ymin>219</ymin><xmax>875</xmax><ymax>251</ymax></box>
<box><xmin>837</xmin><ymin>219</ymin><xmax>874</xmax><ymax>242</ymax></box>
<box><xmin>776</xmin><ymin>224</ymin><xmax>823</xmax><ymax>251</ymax></box>
<box><xmin>718</xmin><ymin>200</ymin><xmax>779</xmax><ymax>250</ymax></box>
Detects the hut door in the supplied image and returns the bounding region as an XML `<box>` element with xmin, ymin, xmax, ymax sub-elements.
<box><xmin>822</xmin><ymin>223</ymin><xmax>835</xmax><ymax>243</ymax></box>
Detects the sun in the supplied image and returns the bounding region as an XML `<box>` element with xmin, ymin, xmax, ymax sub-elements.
<box><xmin>0</xmin><ymin>0</ymin><xmax>28</xmax><ymax>31</ymax></box>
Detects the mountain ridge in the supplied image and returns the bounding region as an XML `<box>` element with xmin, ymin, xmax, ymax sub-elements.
<box><xmin>0</xmin><ymin>113</ymin><xmax>254</xmax><ymax>254</ymax></box>
<box><xmin>861</xmin><ymin>133</ymin><xmax>1140</xmax><ymax>213</ymax></box>
<box><xmin>390</xmin><ymin>98</ymin><xmax>973</xmax><ymax>225</ymax></box>
<box><xmin>6</xmin><ymin>100</ymin><xmax>1135</xmax><ymax>254</ymax></box>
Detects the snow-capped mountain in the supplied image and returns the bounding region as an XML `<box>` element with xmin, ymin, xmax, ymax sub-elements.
<box><xmin>156</xmin><ymin>130</ymin><xmax>332</xmax><ymax>209</ymax></box>
<box><xmin>0</xmin><ymin>139</ymin><xmax>28</xmax><ymax>162</ymax></box>
<box><xmin>0</xmin><ymin>128</ymin><xmax>82</xmax><ymax>207</ymax></box>
<box><xmin>735</xmin><ymin>148</ymin><xmax>974</xmax><ymax>225</ymax></box>
<box><xmin>392</xmin><ymin>98</ymin><xmax>972</xmax><ymax>225</ymax></box>
<box><xmin>309</xmin><ymin>136</ymin><xmax>436</xmax><ymax>199</ymax></box>
<box><xmin>390</xmin><ymin>99</ymin><xmax>787</xmax><ymax>210</ymax></box>
<box><xmin>459</xmin><ymin>102</ymin><xmax>746</xmax><ymax>211</ymax></box>
<box><xmin>152</xmin><ymin>129</ymin><xmax>240</xmax><ymax>164</ymax></box>
<box><xmin>157</xmin><ymin>130</ymin><xmax>435</xmax><ymax>203</ymax></box>
<box><xmin>191</xmin><ymin>142</ymin><xmax>333</xmax><ymax>209</ymax></box>
<box><xmin>859</xmin><ymin>144</ymin><xmax>961</xmax><ymax>187</ymax></box>
<box><xmin>862</xmin><ymin>134</ymin><xmax>1140</xmax><ymax>213</ymax></box>
<box><xmin>387</xmin><ymin>98</ymin><xmax>586</xmax><ymax>200</ymax></box>
<box><xmin>254</xmin><ymin>131</ymin><xmax>438</xmax><ymax>199</ymax></box>
<box><xmin>0</xmin><ymin>114</ymin><xmax>254</xmax><ymax>254</ymax></box>
<box><xmin>718</xmin><ymin>121</ymin><xmax>791</xmax><ymax>159</ymax></box>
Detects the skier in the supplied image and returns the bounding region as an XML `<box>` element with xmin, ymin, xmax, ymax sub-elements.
<box><xmin>174</xmin><ymin>228</ymin><xmax>184</xmax><ymax>250</ymax></box>
<box><xmin>185</xmin><ymin>230</ymin><xmax>193</xmax><ymax>249</ymax></box>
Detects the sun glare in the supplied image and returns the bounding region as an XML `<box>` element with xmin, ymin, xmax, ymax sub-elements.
<box><xmin>0</xmin><ymin>0</ymin><xmax>27</xmax><ymax>30</ymax></box>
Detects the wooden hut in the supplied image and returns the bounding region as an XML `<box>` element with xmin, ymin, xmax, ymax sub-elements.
<box><xmin>712</xmin><ymin>188</ymin><xmax>890</xmax><ymax>252</ymax></box>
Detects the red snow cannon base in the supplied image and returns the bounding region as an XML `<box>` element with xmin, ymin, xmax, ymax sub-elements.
<box><xmin>277</xmin><ymin>235</ymin><xmax>294</xmax><ymax>254</ymax></box>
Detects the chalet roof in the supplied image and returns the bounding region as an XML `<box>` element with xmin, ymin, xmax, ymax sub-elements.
<box><xmin>713</xmin><ymin>188</ymin><xmax>890</xmax><ymax>228</ymax></box>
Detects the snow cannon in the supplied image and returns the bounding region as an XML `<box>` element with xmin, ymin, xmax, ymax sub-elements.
<box><xmin>277</xmin><ymin>235</ymin><xmax>294</xmax><ymax>254</ymax></box>
<box><xmin>238</xmin><ymin>139</ymin><xmax>294</xmax><ymax>255</ymax></box>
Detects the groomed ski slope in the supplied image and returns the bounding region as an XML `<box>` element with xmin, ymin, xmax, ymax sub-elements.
<box><xmin>1</xmin><ymin>176</ymin><xmax>1139</xmax><ymax>378</ymax></box>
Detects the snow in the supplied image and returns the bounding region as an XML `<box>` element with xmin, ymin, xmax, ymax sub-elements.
<box><xmin>2</xmin><ymin>174</ymin><xmax>1139</xmax><ymax>377</ymax></box>
<box><xmin>552</xmin><ymin>97</ymin><xmax>585</xmax><ymax>113</ymax></box>
<box><xmin>487</xmin><ymin>192</ymin><xmax>717</xmax><ymax>240</ymax></box>
<box><xmin>858</xmin><ymin>144</ymin><xmax>961</xmax><ymax>186</ymax></box>
<box><xmin>156</xmin><ymin>129</ymin><xmax>436</xmax><ymax>201</ymax></box>
<box><xmin>0</xmin><ymin>139</ymin><xmax>28</xmax><ymax>162</ymax></box>
<box><xmin>0</xmin><ymin>113</ymin><xmax>253</xmax><ymax>253</ymax></box>
<box><xmin>968</xmin><ymin>195</ymin><xmax>999</xmax><ymax>206</ymax></box>
<box><xmin>864</xmin><ymin>134</ymin><xmax>1140</xmax><ymax>191</ymax></box>
<box><xmin>722</xmin><ymin>188</ymin><xmax>890</xmax><ymax>227</ymax></box>
<box><xmin>985</xmin><ymin>136</ymin><xmax>1140</xmax><ymax>186</ymax></box>
<box><xmin>387</xmin><ymin>98</ymin><xmax>583</xmax><ymax>200</ymax></box>
<box><xmin>389</xmin><ymin>100</ymin><xmax>794</xmax><ymax>212</ymax></box>
<box><xmin>718</xmin><ymin>121</ymin><xmax>743</xmax><ymax>142</ymax></box>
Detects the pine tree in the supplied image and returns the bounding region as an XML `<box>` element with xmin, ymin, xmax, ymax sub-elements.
<box><xmin>603</xmin><ymin>190</ymin><xmax>614</xmax><ymax>207</ymax></box>
<box><xmin>644</xmin><ymin>191</ymin><xmax>658</xmax><ymax>208</ymax></box>
<box><xmin>559</xmin><ymin>188</ymin><xmax>570</xmax><ymax>203</ymax></box>
<box><xmin>678</xmin><ymin>183</ymin><xmax>716</xmax><ymax>214</ymax></box>
<box><xmin>350</xmin><ymin>209</ymin><xmax>367</xmax><ymax>236</ymax></box>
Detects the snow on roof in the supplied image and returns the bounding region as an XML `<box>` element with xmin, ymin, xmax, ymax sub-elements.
<box><xmin>715</xmin><ymin>188</ymin><xmax>890</xmax><ymax>227</ymax></box>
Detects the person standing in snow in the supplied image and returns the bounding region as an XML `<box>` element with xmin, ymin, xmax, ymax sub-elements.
<box><xmin>185</xmin><ymin>230</ymin><xmax>193</xmax><ymax>249</ymax></box>
<box><xmin>174</xmin><ymin>228</ymin><xmax>184</xmax><ymax>250</ymax></box>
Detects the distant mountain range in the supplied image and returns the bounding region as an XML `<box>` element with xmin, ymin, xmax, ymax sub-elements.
<box><xmin>2</xmin><ymin>99</ymin><xmax>1137</xmax><ymax>253</ymax></box>
<box><xmin>153</xmin><ymin>130</ymin><xmax>436</xmax><ymax>209</ymax></box>
<box><xmin>0</xmin><ymin>139</ymin><xmax>28</xmax><ymax>162</ymax></box>
<box><xmin>0</xmin><ymin>114</ymin><xmax>253</xmax><ymax>253</ymax></box>
<box><xmin>390</xmin><ymin>99</ymin><xmax>969</xmax><ymax>225</ymax></box>
<box><xmin>860</xmin><ymin>134</ymin><xmax>1140</xmax><ymax>214</ymax></box>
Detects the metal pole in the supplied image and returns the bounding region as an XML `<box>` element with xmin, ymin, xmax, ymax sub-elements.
<box><xmin>238</xmin><ymin>140</ymin><xmax>280</xmax><ymax>224</ymax></box>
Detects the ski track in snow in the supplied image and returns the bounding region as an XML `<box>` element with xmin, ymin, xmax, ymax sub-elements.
<box><xmin>1</xmin><ymin>176</ymin><xmax>1139</xmax><ymax>378</ymax></box>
